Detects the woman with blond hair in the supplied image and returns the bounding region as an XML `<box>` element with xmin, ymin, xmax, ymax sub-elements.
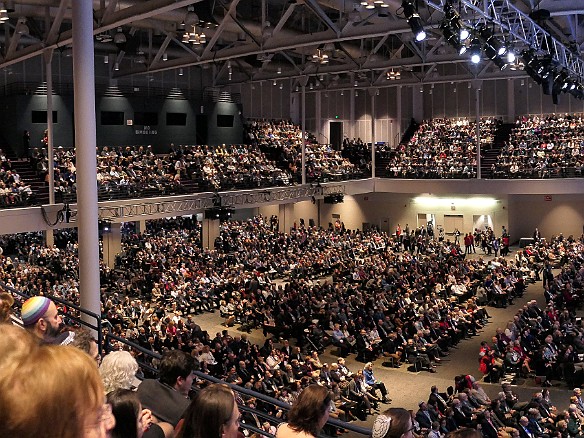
<box><xmin>0</xmin><ymin>323</ymin><xmax>116</xmax><ymax>438</ymax></box>
<box><xmin>100</xmin><ymin>350</ymin><xmax>141</xmax><ymax>393</ymax></box>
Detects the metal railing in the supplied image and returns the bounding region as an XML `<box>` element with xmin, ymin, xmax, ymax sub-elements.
<box><xmin>104</xmin><ymin>333</ymin><xmax>372</xmax><ymax>438</ymax></box>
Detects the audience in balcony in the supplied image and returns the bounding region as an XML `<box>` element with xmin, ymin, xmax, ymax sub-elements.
<box><xmin>246</xmin><ymin>119</ymin><xmax>360</xmax><ymax>182</ymax></box>
<box><xmin>378</xmin><ymin>118</ymin><xmax>499</xmax><ymax>179</ymax></box>
<box><xmin>493</xmin><ymin>114</ymin><xmax>584</xmax><ymax>178</ymax></box>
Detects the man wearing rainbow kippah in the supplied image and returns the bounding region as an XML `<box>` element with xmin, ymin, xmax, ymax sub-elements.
<box><xmin>21</xmin><ymin>296</ymin><xmax>70</xmax><ymax>345</ymax></box>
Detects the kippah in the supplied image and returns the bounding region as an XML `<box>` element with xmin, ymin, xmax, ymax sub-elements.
<box><xmin>372</xmin><ymin>414</ymin><xmax>392</xmax><ymax>438</ymax></box>
<box><xmin>21</xmin><ymin>296</ymin><xmax>51</xmax><ymax>326</ymax></box>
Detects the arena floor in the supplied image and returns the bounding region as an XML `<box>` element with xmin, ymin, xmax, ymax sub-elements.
<box><xmin>191</xmin><ymin>247</ymin><xmax>575</xmax><ymax>436</ymax></box>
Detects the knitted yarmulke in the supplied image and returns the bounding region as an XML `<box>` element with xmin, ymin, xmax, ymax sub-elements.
<box><xmin>21</xmin><ymin>296</ymin><xmax>51</xmax><ymax>326</ymax></box>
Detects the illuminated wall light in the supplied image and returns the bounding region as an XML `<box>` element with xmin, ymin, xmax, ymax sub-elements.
<box><xmin>114</xmin><ymin>62</ymin><xmax>119</xmax><ymax>71</ymax></box>
<box><xmin>413</xmin><ymin>196</ymin><xmax>498</xmax><ymax>208</ymax></box>
<box><xmin>178</xmin><ymin>68</ymin><xmax>184</xmax><ymax>76</ymax></box>
<box><xmin>104</xmin><ymin>56</ymin><xmax>109</xmax><ymax>64</ymax></box>
<box><xmin>163</xmin><ymin>53</ymin><xmax>168</xmax><ymax>62</ymax></box>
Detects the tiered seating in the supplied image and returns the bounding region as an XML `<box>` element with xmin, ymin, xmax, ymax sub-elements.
<box><xmin>167</xmin><ymin>143</ymin><xmax>291</xmax><ymax>190</ymax></box>
<box><xmin>494</xmin><ymin>114</ymin><xmax>584</xmax><ymax>178</ymax></box>
<box><xmin>377</xmin><ymin>118</ymin><xmax>500</xmax><ymax>178</ymax></box>
<box><xmin>246</xmin><ymin>120</ymin><xmax>362</xmax><ymax>183</ymax></box>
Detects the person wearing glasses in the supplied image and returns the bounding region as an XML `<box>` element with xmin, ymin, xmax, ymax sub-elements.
<box><xmin>371</xmin><ymin>408</ymin><xmax>417</xmax><ymax>438</ymax></box>
<box><xmin>0</xmin><ymin>323</ymin><xmax>116</xmax><ymax>438</ymax></box>
<box><xmin>176</xmin><ymin>384</ymin><xmax>240</xmax><ymax>438</ymax></box>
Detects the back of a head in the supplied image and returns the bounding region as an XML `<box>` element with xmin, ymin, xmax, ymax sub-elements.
<box><xmin>447</xmin><ymin>428</ymin><xmax>483</xmax><ymax>438</ymax></box>
<box><xmin>177</xmin><ymin>384</ymin><xmax>235</xmax><ymax>438</ymax></box>
<box><xmin>100</xmin><ymin>350</ymin><xmax>140</xmax><ymax>394</ymax></box>
<box><xmin>0</xmin><ymin>333</ymin><xmax>105</xmax><ymax>438</ymax></box>
<box><xmin>288</xmin><ymin>384</ymin><xmax>331</xmax><ymax>436</ymax></box>
<box><xmin>159</xmin><ymin>350</ymin><xmax>195</xmax><ymax>387</ymax></box>
<box><xmin>0</xmin><ymin>292</ymin><xmax>14</xmax><ymax>322</ymax></box>
<box><xmin>372</xmin><ymin>408</ymin><xmax>412</xmax><ymax>438</ymax></box>
<box><xmin>107</xmin><ymin>388</ymin><xmax>141</xmax><ymax>438</ymax></box>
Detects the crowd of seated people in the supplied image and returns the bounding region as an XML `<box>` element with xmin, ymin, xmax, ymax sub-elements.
<box><xmin>378</xmin><ymin>118</ymin><xmax>500</xmax><ymax>179</ymax></box>
<box><xmin>4</xmin><ymin>219</ymin><xmax>584</xmax><ymax>437</ymax></box>
<box><xmin>0</xmin><ymin>216</ymin><xmax>541</xmax><ymax>396</ymax></box>
<box><xmin>493</xmin><ymin>114</ymin><xmax>584</xmax><ymax>179</ymax></box>
<box><xmin>246</xmin><ymin>119</ymin><xmax>361</xmax><ymax>183</ymax></box>
<box><xmin>341</xmin><ymin>138</ymin><xmax>373</xmax><ymax>176</ymax></box>
<box><xmin>167</xmin><ymin>143</ymin><xmax>291</xmax><ymax>190</ymax></box>
<box><xmin>0</xmin><ymin>148</ymin><xmax>33</xmax><ymax>206</ymax></box>
<box><xmin>480</xmin><ymin>235</ymin><xmax>584</xmax><ymax>387</ymax></box>
<box><xmin>32</xmin><ymin>144</ymin><xmax>182</xmax><ymax>201</ymax></box>
<box><xmin>406</xmin><ymin>375</ymin><xmax>581</xmax><ymax>438</ymax></box>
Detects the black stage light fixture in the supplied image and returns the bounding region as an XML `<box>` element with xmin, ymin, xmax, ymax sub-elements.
<box><xmin>553</xmin><ymin>69</ymin><xmax>570</xmax><ymax>93</ymax></box>
<box><xmin>469</xmin><ymin>36</ymin><xmax>482</xmax><ymax>64</ymax></box>
<box><xmin>402</xmin><ymin>0</ymin><xmax>426</xmax><ymax>42</ymax></box>
<box><xmin>440</xmin><ymin>6</ymin><xmax>467</xmax><ymax>55</ymax></box>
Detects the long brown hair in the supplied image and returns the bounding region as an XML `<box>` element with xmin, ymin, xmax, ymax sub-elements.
<box><xmin>288</xmin><ymin>384</ymin><xmax>331</xmax><ymax>436</ymax></box>
<box><xmin>177</xmin><ymin>384</ymin><xmax>236</xmax><ymax>438</ymax></box>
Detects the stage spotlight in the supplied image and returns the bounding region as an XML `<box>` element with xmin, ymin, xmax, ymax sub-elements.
<box><xmin>440</xmin><ymin>4</ymin><xmax>470</xmax><ymax>55</ymax></box>
<box><xmin>507</xmin><ymin>50</ymin><xmax>516</xmax><ymax>64</ymax></box>
<box><xmin>480</xmin><ymin>27</ymin><xmax>506</xmax><ymax>57</ymax></box>
<box><xmin>402</xmin><ymin>0</ymin><xmax>426</xmax><ymax>42</ymax></box>
<box><xmin>469</xmin><ymin>37</ymin><xmax>481</xmax><ymax>64</ymax></box>
<box><xmin>553</xmin><ymin>70</ymin><xmax>570</xmax><ymax>91</ymax></box>
<box><xmin>460</xmin><ymin>28</ymin><xmax>470</xmax><ymax>41</ymax></box>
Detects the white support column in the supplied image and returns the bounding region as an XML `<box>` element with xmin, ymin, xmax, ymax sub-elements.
<box><xmin>369</xmin><ymin>88</ymin><xmax>376</xmax><ymax>178</ymax></box>
<box><xmin>44</xmin><ymin>230</ymin><xmax>54</xmax><ymax>247</ymax></box>
<box><xmin>507</xmin><ymin>78</ymin><xmax>515</xmax><ymax>123</ymax></box>
<box><xmin>136</xmin><ymin>220</ymin><xmax>147</xmax><ymax>234</ymax></box>
<box><xmin>102</xmin><ymin>223</ymin><xmax>122</xmax><ymax>269</ymax></box>
<box><xmin>301</xmin><ymin>85</ymin><xmax>306</xmax><ymax>185</ymax></box>
<box><xmin>315</xmin><ymin>90</ymin><xmax>322</xmax><ymax>143</ymax></box>
<box><xmin>396</xmin><ymin>86</ymin><xmax>402</xmax><ymax>147</ymax></box>
<box><xmin>412</xmin><ymin>85</ymin><xmax>423</xmax><ymax>122</ymax></box>
<box><xmin>278</xmin><ymin>203</ymin><xmax>294</xmax><ymax>233</ymax></box>
<box><xmin>476</xmin><ymin>87</ymin><xmax>481</xmax><ymax>179</ymax></box>
<box><xmin>350</xmin><ymin>89</ymin><xmax>355</xmax><ymax>140</ymax></box>
<box><xmin>202</xmin><ymin>218</ymin><xmax>220</xmax><ymax>249</ymax></box>
<box><xmin>45</xmin><ymin>51</ymin><xmax>55</xmax><ymax>206</ymax></box>
<box><xmin>72</xmin><ymin>0</ymin><xmax>101</xmax><ymax>322</ymax></box>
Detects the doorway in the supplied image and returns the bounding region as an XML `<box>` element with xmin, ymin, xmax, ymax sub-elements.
<box><xmin>472</xmin><ymin>214</ymin><xmax>493</xmax><ymax>232</ymax></box>
<box><xmin>330</xmin><ymin>121</ymin><xmax>343</xmax><ymax>150</ymax></box>
<box><xmin>196</xmin><ymin>114</ymin><xmax>208</xmax><ymax>144</ymax></box>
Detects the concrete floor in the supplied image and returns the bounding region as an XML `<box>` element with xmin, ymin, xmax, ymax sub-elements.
<box><xmin>191</xmin><ymin>248</ymin><xmax>576</xmax><ymax>436</ymax></box>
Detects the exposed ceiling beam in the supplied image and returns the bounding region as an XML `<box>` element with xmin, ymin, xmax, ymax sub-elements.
<box><xmin>45</xmin><ymin>0</ymin><xmax>70</xmax><ymax>45</ymax></box>
<box><xmin>0</xmin><ymin>0</ymin><xmax>197</xmax><ymax>68</ymax></box>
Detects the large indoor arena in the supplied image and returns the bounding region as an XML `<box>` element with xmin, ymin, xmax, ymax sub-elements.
<box><xmin>1</xmin><ymin>1</ymin><xmax>584</xmax><ymax>438</ymax></box>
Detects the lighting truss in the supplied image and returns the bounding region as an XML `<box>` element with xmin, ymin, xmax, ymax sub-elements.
<box><xmin>424</xmin><ymin>0</ymin><xmax>584</xmax><ymax>82</ymax></box>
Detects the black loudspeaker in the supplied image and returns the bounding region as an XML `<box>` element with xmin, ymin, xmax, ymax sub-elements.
<box><xmin>309</xmin><ymin>219</ymin><xmax>315</xmax><ymax>227</ymax></box>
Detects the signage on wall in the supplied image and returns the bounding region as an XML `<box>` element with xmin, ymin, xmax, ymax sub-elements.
<box><xmin>544</xmin><ymin>195</ymin><xmax>552</xmax><ymax>201</ymax></box>
<box><xmin>135</xmin><ymin>125</ymin><xmax>158</xmax><ymax>135</ymax></box>
<box><xmin>127</xmin><ymin>120</ymin><xmax>133</xmax><ymax>126</ymax></box>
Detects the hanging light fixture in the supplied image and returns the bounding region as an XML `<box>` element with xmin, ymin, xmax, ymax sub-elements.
<box><xmin>311</xmin><ymin>48</ymin><xmax>329</xmax><ymax>64</ymax></box>
<box><xmin>16</xmin><ymin>17</ymin><xmax>28</xmax><ymax>35</ymax></box>
<box><xmin>183</xmin><ymin>24</ymin><xmax>206</xmax><ymax>45</ymax></box>
<box><xmin>113</xmin><ymin>27</ymin><xmax>126</xmax><ymax>44</ymax></box>
<box><xmin>386</xmin><ymin>69</ymin><xmax>401</xmax><ymax>80</ymax></box>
